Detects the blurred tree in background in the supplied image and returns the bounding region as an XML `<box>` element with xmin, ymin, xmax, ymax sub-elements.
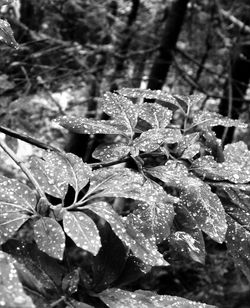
<box><xmin>1</xmin><ymin>0</ymin><xmax>250</xmax><ymax>306</ymax></box>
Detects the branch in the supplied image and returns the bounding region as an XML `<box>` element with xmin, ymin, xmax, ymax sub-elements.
<box><xmin>220</xmin><ymin>9</ymin><xmax>250</xmax><ymax>34</ymax></box>
<box><xmin>0</xmin><ymin>126</ymin><xmax>62</xmax><ymax>152</ymax></box>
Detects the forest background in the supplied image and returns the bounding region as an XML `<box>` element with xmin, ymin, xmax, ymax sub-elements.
<box><xmin>1</xmin><ymin>0</ymin><xmax>250</xmax><ymax>307</ymax></box>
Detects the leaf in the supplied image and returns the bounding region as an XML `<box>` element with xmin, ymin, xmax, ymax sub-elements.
<box><xmin>100</xmin><ymin>92</ymin><xmax>138</xmax><ymax>134</ymax></box>
<box><xmin>192</xmin><ymin>141</ymin><xmax>250</xmax><ymax>183</ymax></box>
<box><xmin>176</xmin><ymin>133</ymin><xmax>200</xmax><ymax>160</ymax></box>
<box><xmin>127</xmin><ymin>201</ymin><xmax>175</xmax><ymax>244</ymax></box>
<box><xmin>67</xmin><ymin>299</ymin><xmax>94</xmax><ymax>308</ymax></box>
<box><xmin>86</xmin><ymin>202</ymin><xmax>168</xmax><ymax>267</ymax></box>
<box><xmin>92</xmin><ymin>143</ymin><xmax>130</xmax><ymax>162</ymax></box>
<box><xmin>63</xmin><ymin>210</ymin><xmax>101</xmax><ymax>255</ymax></box>
<box><xmin>180</xmin><ymin>177</ymin><xmax>227</xmax><ymax>243</ymax></box>
<box><xmin>30</xmin><ymin>151</ymin><xmax>92</xmax><ymax>199</ymax></box>
<box><xmin>56</xmin><ymin>116</ymin><xmax>129</xmax><ymax>135</ymax></box>
<box><xmin>99</xmin><ymin>288</ymin><xmax>215</xmax><ymax>308</ymax></box>
<box><xmin>0</xmin><ymin>0</ymin><xmax>15</xmax><ymax>6</ymax></box>
<box><xmin>193</xmin><ymin>111</ymin><xmax>247</xmax><ymax>129</ymax></box>
<box><xmin>62</xmin><ymin>268</ymin><xmax>80</xmax><ymax>295</ymax></box>
<box><xmin>226</xmin><ymin>213</ymin><xmax>250</xmax><ymax>281</ymax></box>
<box><xmin>118</xmin><ymin>88</ymin><xmax>182</xmax><ymax>110</ymax></box>
<box><xmin>147</xmin><ymin>163</ymin><xmax>227</xmax><ymax>243</ymax></box>
<box><xmin>33</xmin><ymin>217</ymin><xmax>65</xmax><ymax>260</ymax></box>
<box><xmin>0</xmin><ymin>251</ymin><xmax>35</xmax><ymax>308</ymax></box>
<box><xmin>138</xmin><ymin>103</ymin><xmax>173</xmax><ymax>128</ymax></box>
<box><xmin>169</xmin><ymin>204</ymin><xmax>205</xmax><ymax>264</ymax></box>
<box><xmin>0</xmin><ymin>19</ymin><xmax>19</xmax><ymax>49</ymax></box>
<box><xmin>174</xmin><ymin>93</ymin><xmax>204</xmax><ymax>107</ymax></box>
<box><xmin>0</xmin><ymin>177</ymin><xmax>36</xmax><ymax>245</ymax></box>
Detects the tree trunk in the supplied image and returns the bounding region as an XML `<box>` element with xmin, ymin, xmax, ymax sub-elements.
<box><xmin>147</xmin><ymin>0</ymin><xmax>189</xmax><ymax>90</ymax></box>
<box><xmin>214</xmin><ymin>44</ymin><xmax>250</xmax><ymax>144</ymax></box>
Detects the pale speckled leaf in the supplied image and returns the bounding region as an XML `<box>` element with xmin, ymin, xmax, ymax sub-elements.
<box><xmin>33</xmin><ymin>217</ymin><xmax>65</xmax><ymax>260</ymax></box>
<box><xmin>193</xmin><ymin>111</ymin><xmax>247</xmax><ymax>128</ymax></box>
<box><xmin>180</xmin><ymin>177</ymin><xmax>227</xmax><ymax>243</ymax></box>
<box><xmin>30</xmin><ymin>151</ymin><xmax>92</xmax><ymax>200</ymax></box>
<box><xmin>0</xmin><ymin>19</ymin><xmax>19</xmax><ymax>49</ymax></box>
<box><xmin>100</xmin><ymin>92</ymin><xmax>138</xmax><ymax>133</ymax></box>
<box><xmin>99</xmin><ymin>288</ymin><xmax>215</xmax><ymax>308</ymax></box>
<box><xmin>86</xmin><ymin>202</ymin><xmax>168</xmax><ymax>267</ymax></box>
<box><xmin>192</xmin><ymin>142</ymin><xmax>250</xmax><ymax>183</ymax></box>
<box><xmin>117</xmin><ymin>88</ymin><xmax>182</xmax><ymax>110</ymax></box>
<box><xmin>92</xmin><ymin>143</ymin><xmax>130</xmax><ymax>162</ymax></box>
<box><xmin>0</xmin><ymin>251</ymin><xmax>35</xmax><ymax>308</ymax></box>
<box><xmin>0</xmin><ymin>177</ymin><xmax>36</xmax><ymax>245</ymax></box>
<box><xmin>132</xmin><ymin>128</ymin><xmax>182</xmax><ymax>153</ymax></box>
<box><xmin>226</xmin><ymin>213</ymin><xmax>250</xmax><ymax>281</ymax></box>
<box><xmin>147</xmin><ymin>163</ymin><xmax>227</xmax><ymax>243</ymax></box>
<box><xmin>63</xmin><ymin>210</ymin><xmax>101</xmax><ymax>255</ymax></box>
<box><xmin>56</xmin><ymin>116</ymin><xmax>128</xmax><ymax>135</ymax></box>
<box><xmin>138</xmin><ymin>103</ymin><xmax>173</xmax><ymax>128</ymax></box>
<box><xmin>127</xmin><ymin>201</ymin><xmax>175</xmax><ymax>244</ymax></box>
<box><xmin>174</xmin><ymin>94</ymin><xmax>204</xmax><ymax>107</ymax></box>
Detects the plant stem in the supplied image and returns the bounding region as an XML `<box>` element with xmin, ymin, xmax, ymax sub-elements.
<box><xmin>0</xmin><ymin>139</ymin><xmax>46</xmax><ymax>199</ymax></box>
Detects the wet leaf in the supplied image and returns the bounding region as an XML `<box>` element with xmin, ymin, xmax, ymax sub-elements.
<box><xmin>0</xmin><ymin>19</ymin><xmax>19</xmax><ymax>49</ymax></box>
<box><xmin>174</xmin><ymin>93</ymin><xmax>204</xmax><ymax>107</ymax></box>
<box><xmin>176</xmin><ymin>133</ymin><xmax>200</xmax><ymax>160</ymax></box>
<box><xmin>33</xmin><ymin>217</ymin><xmax>65</xmax><ymax>260</ymax></box>
<box><xmin>169</xmin><ymin>204</ymin><xmax>205</xmax><ymax>264</ymax></box>
<box><xmin>86</xmin><ymin>202</ymin><xmax>168</xmax><ymax>267</ymax></box>
<box><xmin>0</xmin><ymin>251</ymin><xmax>35</xmax><ymax>308</ymax></box>
<box><xmin>99</xmin><ymin>288</ymin><xmax>215</xmax><ymax>308</ymax></box>
<box><xmin>193</xmin><ymin>111</ymin><xmax>247</xmax><ymax>129</ymax></box>
<box><xmin>62</xmin><ymin>268</ymin><xmax>80</xmax><ymax>295</ymax></box>
<box><xmin>30</xmin><ymin>151</ymin><xmax>92</xmax><ymax>200</ymax></box>
<box><xmin>100</xmin><ymin>92</ymin><xmax>138</xmax><ymax>134</ymax></box>
<box><xmin>138</xmin><ymin>103</ymin><xmax>173</xmax><ymax>128</ymax></box>
<box><xmin>226</xmin><ymin>213</ymin><xmax>250</xmax><ymax>281</ymax></box>
<box><xmin>92</xmin><ymin>143</ymin><xmax>130</xmax><ymax>162</ymax></box>
<box><xmin>192</xmin><ymin>141</ymin><xmax>250</xmax><ymax>183</ymax></box>
<box><xmin>0</xmin><ymin>177</ymin><xmax>36</xmax><ymax>245</ymax></box>
<box><xmin>127</xmin><ymin>201</ymin><xmax>175</xmax><ymax>244</ymax></box>
<box><xmin>56</xmin><ymin>116</ymin><xmax>128</xmax><ymax>135</ymax></box>
<box><xmin>118</xmin><ymin>88</ymin><xmax>182</xmax><ymax>110</ymax></box>
<box><xmin>63</xmin><ymin>210</ymin><xmax>101</xmax><ymax>256</ymax></box>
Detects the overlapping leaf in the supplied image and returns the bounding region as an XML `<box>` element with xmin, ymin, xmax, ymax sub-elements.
<box><xmin>30</xmin><ymin>151</ymin><xmax>92</xmax><ymax>199</ymax></box>
<box><xmin>127</xmin><ymin>201</ymin><xmax>175</xmax><ymax>244</ymax></box>
<box><xmin>0</xmin><ymin>177</ymin><xmax>36</xmax><ymax>245</ymax></box>
<box><xmin>0</xmin><ymin>251</ymin><xmax>35</xmax><ymax>308</ymax></box>
<box><xmin>138</xmin><ymin>103</ymin><xmax>173</xmax><ymax>128</ymax></box>
<box><xmin>0</xmin><ymin>19</ymin><xmax>19</xmax><ymax>49</ymax></box>
<box><xmin>193</xmin><ymin>111</ymin><xmax>247</xmax><ymax>129</ymax></box>
<box><xmin>99</xmin><ymin>288</ymin><xmax>215</xmax><ymax>308</ymax></box>
<box><xmin>63</xmin><ymin>210</ymin><xmax>101</xmax><ymax>256</ymax></box>
<box><xmin>192</xmin><ymin>141</ymin><xmax>250</xmax><ymax>183</ymax></box>
<box><xmin>118</xmin><ymin>88</ymin><xmax>182</xmax><ymax>110</ymax></box>
<box><xmin>56</xmin><ymin>116</ymin><xmax>129</xmax><ymax>135</ymax></box>
<box><xmin>176</xmin><ymin>132</ymin><xmax>200</xmax><ymax>160</ymax></box>
<box><xmin>86</xmin><ymin>202</ymin><xmax>168</xmax><ymax>267</ymax></box>
<box><xmin>100</xmin><ymin>92</ymin><xmax>138</xmax><ymax>134</ymax></box>
<box><xmin>147</xmin><ymin>162</ymin><xmax>227</xmax><ymax>243</ymax></box>
<box><xmin>33</xmin><ymin>217</ymin><xmax>65</xmax><ymax>260</ymax></box>
<box><xmin>92</xmin><ymin>143</ymin><xmax>130</xmax><ymax>162</ymax></box>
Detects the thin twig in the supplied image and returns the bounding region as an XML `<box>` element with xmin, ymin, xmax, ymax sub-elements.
<box><xmin>0</xmin><ymin>139</ymin><xmax>46</xmax><ymax>199</ymax></box>
<box><xmin>0</xmin><ymin>125</ymin><xmax>62</xmax><ymax>152</ymax></box>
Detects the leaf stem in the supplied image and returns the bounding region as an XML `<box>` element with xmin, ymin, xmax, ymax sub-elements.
<box><xmin>0</xmin><ymin>139</ymin><xmax>46</xmax><ymax>199</ymax></box>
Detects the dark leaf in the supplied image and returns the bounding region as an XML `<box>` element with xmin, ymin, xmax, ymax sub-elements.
<box><xmin>86</xmin><ymin>202</ymin><xmax>168</xmax><ymax>267</ymax></box>
<box><xmin>99</xmin><ymin>288</ymin><xmax>215</xmax><ymax>307</ymax></box>
<box><xmin>62</xmin><ymin>268</ymin><xmax>80</xmax><ymax>295</ymax></box>
<box><xmin>33</xmin><ymin>217</ymin><xmax>65</xmax><ymax>260</ymax></box>
<box><xmin>56</xmin><ymin>116</ymin><xmax>129</xmax><ymax>135</ymax></box>
<box><xmin>0</xmin><ymin>251</ymin><xmax>35</xmax><ymax>308</ymax></box>
<box><xmin>92</xmin><ymin>143</ymin><xmax>130</xmax><ymax>162</ymax></box>
<box><xmin>66</xmin><ymin>299</ymin><xmax>94</xmax><ymax>308</ymax></box>
<box><xmin>192</xmin><ymin>141</ymin><xmax>250</xmax><ymax>183</ymax></box>
<box><xmin>0</xmin><ymin>19</ymin><xmax>19</xmax><ymax>49</ymax></box>
<box><xmin>138</xmin><ymin>103</ymin><xmax>173</xmax><ymax>128</ymax></box>
<box><xmin>101</xmin><ymin>92</ymin><xmax>138</xmax><ymax>134</ymax></box>
<box><xmin>193</xmin><ymin>111</ymin><xmax>247</xmax><ymax>129</ymax></box>
<box><xmin>0</xmin><ymin>177</ymin><xmax>36</xmax><ymax>245</ymax></box>
<box><xmin>63</xmin><ymin>210</ymin><xmax>101</xmax><ymax>256</ymax></box>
